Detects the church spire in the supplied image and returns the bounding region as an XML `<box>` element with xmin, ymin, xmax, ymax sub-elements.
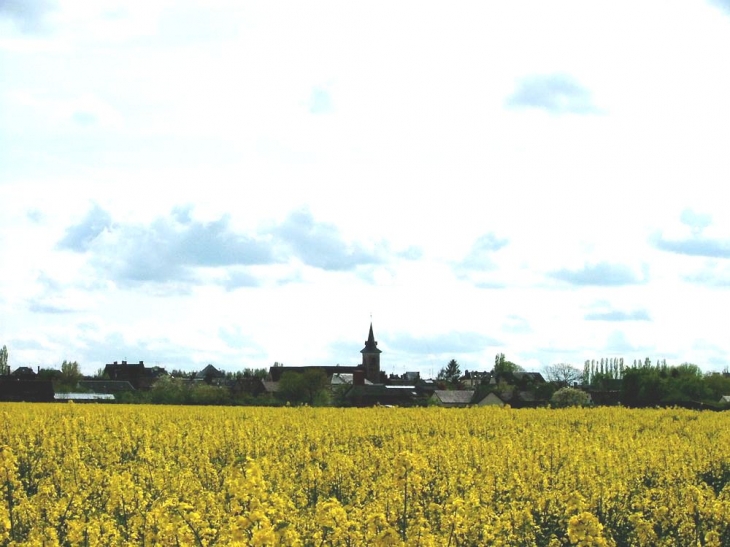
<box><xmin>362</xmin><ymin>322</ymin><xmax>381</xmax><ymax>354</ymax></box>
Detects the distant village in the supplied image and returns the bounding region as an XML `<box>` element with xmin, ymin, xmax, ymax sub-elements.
<box><xmin>2</xmin><ymin>324</ymin><xmax>730</xmax><ymax>408</ymax></box>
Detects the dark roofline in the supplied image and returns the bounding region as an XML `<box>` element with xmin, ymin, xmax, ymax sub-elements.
<box><xmin>268</xmin><ymin>365</ymin><xmax>364</xmax><ymax>382</ymax></box>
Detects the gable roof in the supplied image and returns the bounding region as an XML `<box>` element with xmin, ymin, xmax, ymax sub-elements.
<box><xmin>331</xmin><ymin>373</ymin><xmax>373</xmax><ymax>385</ymax></box>
<box><xmin>432</xmin><ymin>390</ymin><xmax>475</xmax><ymax>405</ymax></box>
<box><xmin>343</xmin><ymin>384</ymin><xmax>426</xmax><ymax>407</ymax></box>
<box><xmin>512</xmin><ymin>372</ymin><xmax>546</xmax><ymax>383</ymax></box>
<box><xmin>476</xmin><ymin>392</ymin><xmax>505</xmax><ymax>406</ymax></box>
<box><xmin>195</xmin><ymin>364</ymin><xmax>225</xmax><ymax>379</ymax></box>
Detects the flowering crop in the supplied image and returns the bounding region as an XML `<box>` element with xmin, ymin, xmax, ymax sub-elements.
<box><xmin>1</xmin><ymin>404</ymin><xmax>730</xmax><ymax>545</ymax></box>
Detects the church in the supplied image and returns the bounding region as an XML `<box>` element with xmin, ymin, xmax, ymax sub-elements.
<box><xmin>266</xmin><ymin>323</ymin><xmax>383</xmax><ymax>384</ymax></box>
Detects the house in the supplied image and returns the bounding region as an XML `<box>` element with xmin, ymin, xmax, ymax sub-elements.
<box><xmin>460</xmin><ymin>370</ymin><xmax>491</xmax><ymax>388</ymax></box>
<box><xmin>331</xmin><ymin>373</ymin><xmax>374</xmax><ymax>387</ymax></box>
<box><xmin>267</xmin><ymin>364</ymin><xmax>364</xmax><ymax>383</ymax></box>
<box><xmin>476</xmin><ymin>392</ymin><xmax>505</xmax><ymax>407</ymax></box>
<box><xmin>720</xmin><ymin>395</ymin><xmax>730</xmax><ymax>405</ymax></box>
<box><xmin>194</xmin><ymin>364</ymin><xmax>226</xmax><ymax>385</ymax></box>
<box><xmin>0</xmin><ymin>379</ymin><xmax>54</xmax><ymax>402</ymax></box>
<box><xmin>11</xmin><ymin>367</ymin><xmax>37</xmax><ymax>379</ymax></box>
<box><xmin>103</xmin><ymin>361</ymin><xmax>167</xmax><ymax>390</ymax></box>
<box><xmin>387</xmin><ymin>371</ymin><xmax>421</xmax><ymax>385</ymax></box>
<box><xmin>342</xmin><ymin>384</ymin><xmax>426</xmax><ymax>407</ymax></box>
<box><xmin>511</xmin><ymin>372</ymin><xmax>546</xmax><ymax>385</ymax></box>
<box><xmin>430</xmin><ymin>390</ymin><xmax>475</xmax><ymax>408</ymax></box>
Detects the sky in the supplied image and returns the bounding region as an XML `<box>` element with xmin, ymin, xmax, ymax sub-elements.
<box><xmin>2</xmin><ymin>0</ymin><xmax>730</xmax><ymax>377</ymax></box>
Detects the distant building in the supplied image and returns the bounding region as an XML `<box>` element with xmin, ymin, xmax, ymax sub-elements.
<box><xmin>0</xmin><ymin>379</ymin><xmax>54</xmax><ymax>402</ymax></box>
<box><xmin>268</xmin><ymin>364</ymin><xmax>363</xmax><ymax>383</ymax></box>
<box><xmin>103</xmin><ymin>361</ymin><xmax>167</xmax><ymax>390</ymax></box>
<box><xmin>11</xmin><ymin>367</ymin><xmax>37</xmax><ymax>379</ymax></box>
<box><xmin>430</xmin><ymin>390</ymin><xmax>475</xmax><ymax>408</ymax></box>
<box><xmin>388</xmin><ymin>371</ymin><xmax>421</xmax><ymax>385</ymax></box>
<box><xmin>266</xmin><ymin>323</ymin><xmax>384</xmax><ymax>382</ymax></box>
<box><xmin>475</xmin><ymin>392</ymin><xmax>505</xmax><ymax>407</ymax></box>
<box><xmin>194</xmin><ymin>364</ymin><xmax>226</xmax><ymax>385</ymax></box>
<box><xmin>343</xmin><ymin>383</ymin><xmax>427</xmax><ymax>407</ymax></box>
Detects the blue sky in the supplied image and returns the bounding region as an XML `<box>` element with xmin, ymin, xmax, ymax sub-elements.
<box><xmin>2</xmin><ymin>0</ymin><xmax>730</xmax><ymax>376</ymax></box>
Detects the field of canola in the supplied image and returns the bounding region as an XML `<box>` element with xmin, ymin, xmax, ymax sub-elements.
<box><xmin>2</xmin><ymin>404</ymin><xmax>730</xmax><ymax>546</ymax></box>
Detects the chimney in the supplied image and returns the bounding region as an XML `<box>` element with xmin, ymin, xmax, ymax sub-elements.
<box><xmin>353</xmin><ymin>369</ymin><xmax>365</xmax><ymax>386</ymax></box>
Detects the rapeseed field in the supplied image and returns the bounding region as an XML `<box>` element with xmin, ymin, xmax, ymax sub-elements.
<box><xmin>1</xmin><ymin>404</ymin><xmax>729</xmax><ymax>546</ymax></box>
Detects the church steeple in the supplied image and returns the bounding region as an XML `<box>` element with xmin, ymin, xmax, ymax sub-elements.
<box><xmin>362</xmin><ymin>323</ymin><xmax>381</xmax><ymax>354</ymax></box>
<box><xmin>360</xmin><ymin>322</ymin><xmax>382</xmax><ymax>383</ymax></box>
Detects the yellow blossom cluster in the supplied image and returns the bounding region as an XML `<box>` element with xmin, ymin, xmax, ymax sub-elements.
<box><xmin>1</xmin><ymin>404</ymin><xmax>730</xmax><ymax>545</ymax></box>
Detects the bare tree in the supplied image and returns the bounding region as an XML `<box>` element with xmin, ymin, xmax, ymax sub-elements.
<box><xmin>544</xmin><ymin>363</ymin><xmax>582</xmax><ymax>387</ymax></box>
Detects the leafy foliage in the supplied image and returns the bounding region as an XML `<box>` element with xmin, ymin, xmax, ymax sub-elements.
<box><xmin>493</xmin><ymin>353</ymin><xmax>523</xmax><ymax>377</ymax></box>
<box><xmin>55</xmin><ymin>360</ymin><xmax>82</xmax><ymax>392</ymax></box>
<box><xmin>551</xmin><ymin>386</ymin><xmax>591</xmax><ymax>407</ymax></box>
<box><xmin>277</xmin><ymin>369</ymin><xmax>329</xmax><ymax>405</ymax></box>
<box><xmin>621</xmin><ymin>362</ymin><xmax>715</xmax><ymax>406</ymax></box>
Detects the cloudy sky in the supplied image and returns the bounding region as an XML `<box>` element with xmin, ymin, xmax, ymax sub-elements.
<box><xmin>2</xmin><ymin>0</ymin><xmax>730</xmax><ymax>377</ymax></box>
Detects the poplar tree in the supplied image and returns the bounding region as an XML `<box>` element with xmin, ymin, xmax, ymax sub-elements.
<box><xmin>0</xmin><ymin>345</ymin><xmax>7</xmax><ymax>375</ymax></box>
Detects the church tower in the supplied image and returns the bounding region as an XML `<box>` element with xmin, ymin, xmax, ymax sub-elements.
<box><xmin>360</xmin><ymin>323</ymin><xmax>382</xmax><ymax>383</ymax></box>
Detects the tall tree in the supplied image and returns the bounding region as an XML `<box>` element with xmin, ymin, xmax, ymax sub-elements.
<box><xmin>60</xmin><ymin>360</ymin><xmax>82</xmax><ymax>389</ymax></box>
<box><xmin>493</xmin><ymin>354</ymin><xmax>523</xmax><ymax>378</ymax></box>
<box><xmin>0</xmin><ymin>345</ymin><xmax>8</xmax><ymax>375</ymax></box>
<box><xmin>438</xmin><ymin>359</ymin><xmax>461</xmax><ymax>385</ymax></box>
